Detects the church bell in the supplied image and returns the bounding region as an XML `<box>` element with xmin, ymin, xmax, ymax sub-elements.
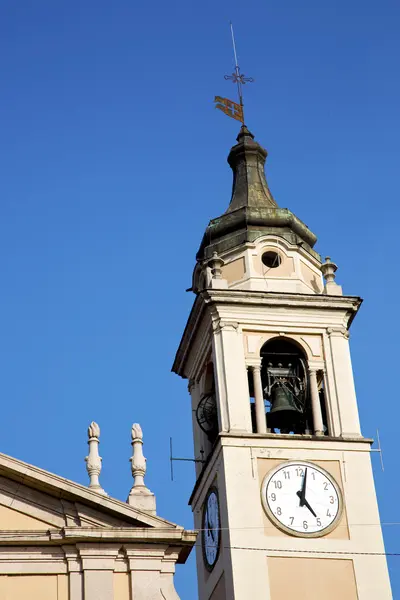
<box><xmin>267</xmin><ymin>384</ymin><xmax>303</xmax><ymax>430</ymax></box>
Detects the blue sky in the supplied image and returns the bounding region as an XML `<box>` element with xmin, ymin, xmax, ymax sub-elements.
<box><xmin>0</xmin><ymin>1</ymin><xmax>399</xmax><ymax>597</ymax></box>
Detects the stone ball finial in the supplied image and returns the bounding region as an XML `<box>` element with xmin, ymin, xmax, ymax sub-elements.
<box><xmin>88</xmin><ymin>421</ymin><xmax>100</xmax><ymax>439</ymax></box>
<box><xmin>131</xmin><ymin>423</ymin><xmax>143</xmax><ymax>441</ymax></box>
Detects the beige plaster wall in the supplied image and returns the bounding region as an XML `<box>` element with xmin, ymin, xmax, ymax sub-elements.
<box><xmin>300</xmin><ymin>261</ymin><xmax>323</xmax><ymax>293</ymax></box>
<box><xmin>253</xmin><ymin>254</ymin><xmax>295</xmax><ymax>278</ymax></box>
<box><xmin>244</xmin><ymin>332</ymin><xmax>323</xmax><ymax>360</ymax></box>
<box><xmin>114</xmin><ymin>573</ymin><xmax>131</xmax><ymax>600</ymax></box>
<box><xmin>257</xmin><ymin>458</ymin><xmax>349</xmax><ymax>539</ymax></box>
<box><xmin>221</xmin><ymin>257</ymin><xmax>246</xmax><ymax>284</ymax></box>
<box><xmin>268</xmin><ymin>557</ymin><xmax>358</xmax><ymax>600</ymax></box>
<box><xmin>0</xmin><ymin>574</ymin><xmax>68</xmax><ymax>600</ymax></box>
<box><xmin>0</xmin><ymin>504</ymin><xmax>53</xmax><ymax>530</ymax></box>
<box><xmin>209</xmin><ymin>572</ymin><xmax>226</xmax><ymax>600</ymax></box>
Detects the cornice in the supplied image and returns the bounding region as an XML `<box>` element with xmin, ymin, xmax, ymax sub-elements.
<box><xmin>204</xmin><ymin>289</ymin><xmax>362</xmax><ymax>313</ymax></box>
<box><xmin>0</xmin><ymin>528</ymin><xmax>197</xmax><ymax>564</ymax></box>
<box><xmin>172</xmin><ymin>289</ymin><xmax>362</xmax><ymax>377</ymax></box>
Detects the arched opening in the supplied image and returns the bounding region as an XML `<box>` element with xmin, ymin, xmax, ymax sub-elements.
<box><xmin>260</xmin><ymin>338</ymin><xmax>311</xmax><ymax>434</ymax></box>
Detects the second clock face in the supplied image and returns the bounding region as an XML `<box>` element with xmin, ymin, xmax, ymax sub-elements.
<box><xmin>202</xmin><ymin>488</ymin><xmax>221</xmax><ymax>570</ymax></box>
<box><xmin>261</xmin><ymin>461</ymin><xmax>342</xmax><ymax>537</ymax></box>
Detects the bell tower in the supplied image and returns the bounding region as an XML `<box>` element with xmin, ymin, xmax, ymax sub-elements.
<box><xmin>172</xmin><ymin>127</ymin><xmax>392</xmax><ymax>600</ymax></box>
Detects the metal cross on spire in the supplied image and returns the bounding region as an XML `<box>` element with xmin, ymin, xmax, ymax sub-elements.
<box><xmin>224</xmin><ymin>22</ymin><xmax>254</xmax><ymax>123</ymax></box>
<box><xmin>214</xmin><ymin>23</ymin><xmax>254</xmax><ymax>124</ymax></box>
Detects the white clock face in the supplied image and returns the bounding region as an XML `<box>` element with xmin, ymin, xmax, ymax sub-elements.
<box><xmin>261</xmin><ymin>462</ymin><xmax>342</xmax><ymax>537</ymax></box>
<box><xmin>202</xmin><ymin>488</ymin><xmax>220</xmax><ymax>570</ymax></box>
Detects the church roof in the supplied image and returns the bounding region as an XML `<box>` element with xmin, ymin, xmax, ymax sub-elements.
<box><xmin>0</xmin><ymin>453</ymin><xmax>192</xmax><ymax>533</ymax></box>
<box><xmin>196</xmin><ymin>126</ymin><xmax>319</xmax><ymax>262</ymax></box>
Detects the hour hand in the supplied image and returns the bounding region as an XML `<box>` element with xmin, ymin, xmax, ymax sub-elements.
<box><xmin>296</xmin><ymin>491</ymin><xmax>317</xmax><ymax>518</ymax></box>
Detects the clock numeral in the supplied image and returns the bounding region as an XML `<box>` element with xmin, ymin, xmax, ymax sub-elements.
<box><xmin>316</xmin><ymin>518</ymin><xmax>322</xmax><ymax>527</ymax></box>
<box><xmin>270</xmin><ymin>493</ymin><xmax>276</xmax><ymax>501</ymax></box>
<box><xmin>303</xmin><ymin>521</ymin><xmax>308</xmax><ymax>530</ymax></box>
<box><xmin>296</xmin><ymin>468</ymin><xmax>304</xmax><ymax>477</ymax></box>
<box><xmin>327</xmin><ymin>509</ymin><xmax>332</xmax><ymax>517</ymax></box>
<box><xmin>273</xmin><ymin>480</ymin><xmax>282</xmax><ymax>489</ymax></box>
<box><xmin>329</xmin><ymin>496</ymin><xmax>335</xmax><ymax>504</ymax></box>
<box><xmin>324</xmin><ymin>482</ymin><xmax>329</xmax><ymax>491</ymax></box>
<box><xmin>277</xmin><ymin>507</ymin><xmax>282</xmax><ymax>516</ymax></box>
<box><xmin>289</xmin><ymin>517</ymin><xmax>294</xmax><ymax>525</ymax></box>
<box><xmin>283</xmin><ymin>470</ymin><xmax>290</xmax><ymax>480</ymax></box>
<box><xmin>311</xmin><ymin>472</ymin><xmax>316</xmax><ymax>480</ymax></box>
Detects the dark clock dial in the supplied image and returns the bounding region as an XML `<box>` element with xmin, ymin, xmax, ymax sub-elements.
<box><xmin>202</xmin><ymin>487</ymin><xmax>221</xmax><ymax>570</ymax></box>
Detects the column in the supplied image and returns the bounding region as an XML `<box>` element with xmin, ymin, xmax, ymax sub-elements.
<box><xmin>308</xmin><ymin>368</ymin><xmax>324</xmax><ymax>436</ymax></box>
<box><xmin>251</xmin><ymin>365</ymin><xmax>267</xmax><ymax>434</ymax></box>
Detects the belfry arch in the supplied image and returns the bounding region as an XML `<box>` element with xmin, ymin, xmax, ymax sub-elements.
<box><xmin>248</xmin><ymin>336</ymin><xmax>328</xmax><ymax>436</ymax></box>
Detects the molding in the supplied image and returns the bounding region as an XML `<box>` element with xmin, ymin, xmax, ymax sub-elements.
<box><xmin>172</xmin><ymin>289</ymin><xmax>362</xmax><ymax>377</ymax></box>
<box><xmin>245</xmin><ymin>358</ymin><xmax>262</xmax><ymax>369</ymax></box>
<box><xmin>327</xmin><ymin>327</ymin><xmax>350</xmax><ymax>339</ymax></box>
<box><xmin>308</xmin><ymin>361</ymin><xmax>325</xmax><ymax>372</ymax></box>
<box><xmin>212</xmin><ymin>320</ymin><xmax>239</xmax><ymax>335</ymax></box>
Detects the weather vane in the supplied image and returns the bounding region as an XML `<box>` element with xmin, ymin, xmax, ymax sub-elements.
<box><xmin>215</xmin><ymin>22</ymin><xmax>254</xmax><ymax>125</ymax></box>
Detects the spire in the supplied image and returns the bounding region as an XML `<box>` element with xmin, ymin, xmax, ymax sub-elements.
<box><xmin>196</xmin><ymin>128</ymin><xmax>318</xmax><ymax>263</ymax></box>
<box><xmin>226</xmin><ymin>125</ymin><xmax>277</xmax><ymax>212</ymax></box>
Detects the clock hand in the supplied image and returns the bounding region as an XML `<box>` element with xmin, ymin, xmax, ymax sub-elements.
<box><xmin>299</xmin><ymin>467</ymin><xmax>308</xmax><ymax>507</ymax></box>
<box><xmin>296</xmin><ymin>491</ymin><xmax>318</xmax><ymax>518</ymax></box>
<box><xmin>207</xmin><ymin>515</ymin><xmax>215</xmax><ymax>542</ymax></box>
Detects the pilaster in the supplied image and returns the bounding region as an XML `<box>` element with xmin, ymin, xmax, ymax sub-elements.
<box><xmin>211</xmin><ymin>319</ymin><xmax>252</xmax><ymax>433</ymax></box>
<box><xmin>125</xmin><ymin>545</ymin><xmax>172</xmax><ymax>600</ymax></box>
<box><xmin>62</xmin><ymin>546</ymin><xmax>83</xmax><ymax>600</ymax></box>
<box><xmin>78</xmin><ymin>544</ymin><xmax>120</xmax><ymax>600</ymax></box>
<box><xmin>327</xmin><ymin>328</ymin><xmax>361</xmax><ymax>437</ymax></box>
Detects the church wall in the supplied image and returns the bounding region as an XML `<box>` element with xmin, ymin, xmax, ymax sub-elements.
<box><xmin>267</xmin><ymin>557</ymin><xmax>358</xmax><ymax>600</ymax></box>
<box><xmin>0</xmin><ymin>574</ymin><xmax>68</xmax><ymax>600</ymax></box>
<box><xmin>190</xmin><ymin>435</ymin><xmax>392</xmax><ymax>600</ymax></box>
<box><xmin>0</xmin><ymin>537</ymin><xmax>187</xmax><ymax>600</ymax></box>
<box><xmin>214</xmin><ymin>237</ymin><xmax>324</xmax><ymax>294</ymax></box>
<box><xmin>221</xmin><ymin>257</ymin><xmax>246</xmax><ymax>284</ymax></box>
<box><xmin>252</xmin><ymin>253</ymin><xmax>295</xmax><ymax>278</ymax></box>
<box><xmin>299</xmin><ymin>260</ymin><xmax>323</xmax><ymax>293</ymax></box>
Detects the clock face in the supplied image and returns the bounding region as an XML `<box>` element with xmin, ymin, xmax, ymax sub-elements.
<box><xmin>202</xmin><ymin>487</ymin><xmax>221</xmax><ymax>570</ymax></box>
<box><xmin>261</xmin><ymin>461</ymin><xmax>342</xmax><ymax>537</ymax></box>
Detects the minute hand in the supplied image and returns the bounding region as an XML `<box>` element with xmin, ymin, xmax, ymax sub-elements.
<box><xmin>299</xmin><ymin>468</ymin><xmax>308</xmax><ymax>506</ymax></box>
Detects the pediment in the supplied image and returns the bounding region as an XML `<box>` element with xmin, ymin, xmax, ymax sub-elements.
<box><xmin>0</xmin><ymin>453</ymin><xmax>180</xmax><ymax>532</ymax></box>
<box><xmin>0</xmin><ymin>475</ymin><xmax>141</xmax><ymax>530</ymax></box>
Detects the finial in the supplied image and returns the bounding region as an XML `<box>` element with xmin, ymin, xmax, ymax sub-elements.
<box><xmin>321</xmin><ymin>257</ymin><xmax>343</xmax><ymax>296</ymax></box>
<box><xmin>321</xmin><ymin>257</ymin><xmax>337</xmax><ymax>283</ymax></box>
<box><xmin>127</xmin><ymin>423</ymin><xmax>156</xmax><ymax>514</ymax></box>
<box><xmin>207</xmin><ymin>252</ymin><xmax>228</xmax><ymax>289</ymax></box>
<box><xmin>224</xmin><ymin>22</ymin><xmax>254</xmax><ymax>125</ymax></box>
<box><xmin>85</xmin><ymin>421</ymin><xmax>107</xmax><ymax>496</ymax></box>
<box><xmin>214</xmin><ymin>23</ymin><xmax>254</xmax><ymax>126</ymax></box>
<box><xmin>208</xmin><ymin>252</ymin><xmax>224</xmax><ymax>279</ymax></box>
<box><xmin>237</xmin><ymin>124</ymin><xmax>255</xmax><ymax>142</ymax></box>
